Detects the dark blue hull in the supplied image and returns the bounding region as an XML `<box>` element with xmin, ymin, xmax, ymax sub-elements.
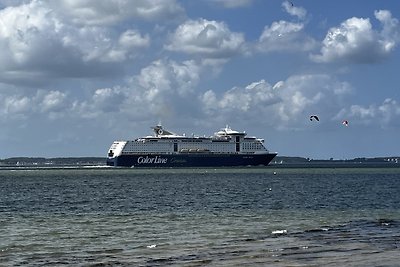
<box><xmin>107</xmin><ymin>153</ymin><xmax>277</xmax><ymax>167</ymax></box>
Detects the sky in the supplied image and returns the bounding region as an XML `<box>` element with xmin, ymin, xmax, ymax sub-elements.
<box><xmin>0</xmin><ymin>0</ymin><xmax>400</xmax><ymax>159</ymax></box>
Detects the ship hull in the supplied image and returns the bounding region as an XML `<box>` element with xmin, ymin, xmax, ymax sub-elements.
<box><xmin>107</xmin><ymin>153</ymin><xmax>277</xmax><ymax>167</ymax></box>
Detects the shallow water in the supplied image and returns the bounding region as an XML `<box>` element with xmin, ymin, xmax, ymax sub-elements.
<box><xmin>0</xmin><ymin>168</ymin><xmax>399</xmax><ymax>266</ymax></box>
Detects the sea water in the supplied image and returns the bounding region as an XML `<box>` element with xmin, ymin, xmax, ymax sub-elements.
<box><xmin>0</xmin><ymin>168</ymin><xmax>399</xmax><ymax>266</ymax></box>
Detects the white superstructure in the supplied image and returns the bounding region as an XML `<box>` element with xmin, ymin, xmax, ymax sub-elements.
<box><xmin>108</xmin><ymin>125</ymin><xmax>270</xmax><ymax>158</ymax></box>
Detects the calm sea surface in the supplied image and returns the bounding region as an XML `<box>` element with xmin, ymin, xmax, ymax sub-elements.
<box><xmin>0</xmin><ymin>167</ymin><xmax>399</xmax><ymax>266</ymax></box>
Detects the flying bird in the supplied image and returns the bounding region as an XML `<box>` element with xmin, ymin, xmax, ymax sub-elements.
<box><xmin>309</xmin><ymin>115</ymin><xmax>319</xmax><ymax>121</ymax></box>
<box><xmin>342</xmin><ymin>120</ymin><xmax>349</xmax><ymax>126</ymax></box>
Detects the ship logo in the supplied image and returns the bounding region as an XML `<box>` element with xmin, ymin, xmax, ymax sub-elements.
<box><xmin>137</xmin><ymin>156</ymin><xmax>168</xmax><ymax>164</ymax></box>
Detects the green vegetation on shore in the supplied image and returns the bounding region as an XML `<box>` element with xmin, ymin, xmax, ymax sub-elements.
<box><xmin>0</xmin><ymin>157</ymin><xmax>106</xmax><ymax>166</ymax></box>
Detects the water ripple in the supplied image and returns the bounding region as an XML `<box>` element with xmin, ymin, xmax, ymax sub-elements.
<box><xmin>0</xmin><ymin>168</ymin><xmax>399</xmax><ymax>266</ymax></box>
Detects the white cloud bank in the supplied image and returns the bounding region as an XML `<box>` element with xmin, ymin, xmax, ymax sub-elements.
<box><xmin>200</xmin><ymin>75</ymin><xmax>355</xmax><ymax>129</ymax></box>
<box><xmin>2</xmin><ymin>68</ymin><xmax>400</xmax><ymax>131</ymax></box>
<box><xmin>0</xmin><ymin>0</ymin><xmax>181</xmax><ymax>83</ymax></box>
<box><xmin>312</xmin><ymin>10</ymin><xmax>400</xmax><ymax>63</ymax></box>
<box><xmin>49</xmin><ymin>0</ymin><xmax>185</xmax><ymax>26</ymax></box>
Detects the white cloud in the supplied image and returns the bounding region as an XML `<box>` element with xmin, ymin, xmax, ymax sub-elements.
<box><xmin>202</xmin><ymin>80</ymin><xmax>282</xmax><ymax>114</ymax></box>
<box><xmin>211</xmin><ymin>0</ymin><xmax>253</xmax><ymax>8</ymax></box>
<box><xmin>170</xmin><ymin>60</ymin><xmax>201</xmax><ymax>95</ymax></box>
<box><xmin>0</xmin><ymin>89</ymin><xmax>70</xmax><ymax>121</ymax></box>
<box><xmin>70</xmin><ymin>86</ymin><xmax>126</xmax><ymax>119</ymax></box>
<box><xmin>0</xmin><ymin>1</ymin><xmax>59</xmax><ymax>66</ymax></box>
<box><xmin>311</xmin><ymin>10</ymin><xmax>400</xmax><ymax>64</ymax></box>
<box><xmin>0</xmin><ymin>59</ymin><xmax>204</xmax><ymax>123</ymax></box>
<box><xmin>49</xmin><ymin>0</ymin><xmax>185</xmax><ymax>26</ymax></box>
<box><xmin>257</xmin><ymin>1</ymin><xmax>315</xmax><ymax>53</ymax></box>
<box><xmin>92</xmin><ymin>87</ymin><xmax>125</xmax><ymax>112</ymax></box>
<box><xmin>375</xmin><ymin>10</ymin><xmax>399</xmax><ymax>51</ymax></box>
<box><xmin>165</xmin><ymin>18</ymin><xmax>246</xmax><ymax>58</ymax></box>
<box><xmin>131</xmin><ymin>59</ymin><xmax>203</xmax><ymax>117</ymax></box>
<box><xmin>68</xmin><ymin>59</ymin><xmax>204</xmax><ymax>122</ymax></box>
<box><xmin>257</xmin><ymin>20</ymin><xmax>316</xmax><ymax>52</ymax></box>
<box><xmin>0</xmin><ymin>1</ymin><xmax>152</xmax><ymax>83</ymax></box>
<box><xmin>2</xmin><ymin>95</ymin><xmax>31</xmax><ymax>115</ymax></box>
<box><xmin>340</xmin><ymin>98</ymin><xmax>400</xmax><ymax>127</ymax></box>
<box><xmin>136</xmin><ymin>60</ymin><xmax>174</xmax><ymax>101</ymax></box>
<box><xmin>282</xmin><ymin>1</ymin><xmax>307</xmax><ymax>20</ymax></box>
<box><xmin>90</xmin><ymin>29</ymin><xmax>150</xmax><ymax>63</ymax></box>
<box><xmin>119</xmin><ymin>29</ymin><xmax>150</xmax><ymax>48</ymax></box>
<box><xmin>39</xmin><ymin>90</ymin><xmax>67</xmax><ymax>112</ymax></box>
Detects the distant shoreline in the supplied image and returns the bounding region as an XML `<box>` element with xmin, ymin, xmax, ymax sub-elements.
<box><xmin>270</xmin><ymin>162</ymin><xmax>400</xmax><ymax>168</ymax></box>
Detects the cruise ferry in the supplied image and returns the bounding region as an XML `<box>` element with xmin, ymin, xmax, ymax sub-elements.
<box><xmin>106</xmin><ymin>125</ymin><xmax>277</xmax><ymax>167</ymax></box>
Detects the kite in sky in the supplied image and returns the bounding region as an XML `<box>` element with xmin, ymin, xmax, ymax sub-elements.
<box><xmin>342</xmin><ymin>120</ymin><xmax>349</xmax><ymax>126</ymax></box>
<box><xmin>310</xmin><ymin>115</ymin><xmax>319</xmax><ymax>121</ymax></box>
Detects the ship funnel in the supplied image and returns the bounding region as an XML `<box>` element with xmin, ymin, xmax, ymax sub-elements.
<box><xmin>152</xmin><ymin>125</ymin><xmax>175</xmax><ymax>136</ymax></box>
